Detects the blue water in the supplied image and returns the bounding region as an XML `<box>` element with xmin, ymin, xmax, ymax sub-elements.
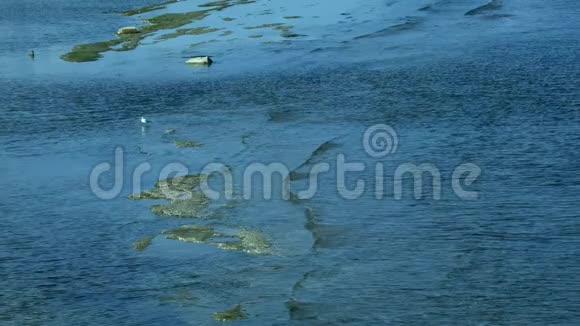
<box><xmin>1</xmin><ymin>0</ymin><xmax>580</xmax><ymax>324</ymax></box>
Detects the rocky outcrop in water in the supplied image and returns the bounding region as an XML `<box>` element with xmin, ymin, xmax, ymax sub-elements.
<box><xmin>213</xmin><ymin>304</ymin><xmax>246</xmax><ymax>322</ymax></box>
<box><xmin>129</xmin><ymin>174</ymin><xmax>213</xmax><ymax>217</ymax></box>
<box><xmin>162</xmin><ymin>225</ymin><xmax>272</xmax><ymax>254</ymax></box>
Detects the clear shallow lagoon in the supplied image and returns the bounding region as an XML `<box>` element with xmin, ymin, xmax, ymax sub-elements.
<box><xmin>1</xmin><ymin>0</ymin><xmax>580</xmax><ymax>324</ymax></box>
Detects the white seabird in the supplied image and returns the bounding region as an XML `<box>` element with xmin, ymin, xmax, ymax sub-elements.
<box><xmin>140</xmin><ymin>116</ymin><xmax>150</xmax><ymax>124</ymax></box>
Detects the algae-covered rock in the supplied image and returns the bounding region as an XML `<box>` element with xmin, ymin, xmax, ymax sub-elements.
<box><xmin>129</xmin><ymin>174</ymin><xmax>207</xmax><ymax>200</ymax></box>
<box><xmin>213</xmin><ymin>229</ymin><xmax>271</xmax><ymax>255</ymax></box>
<box><xmin>129</xmin><ymin>174</ymin><xmax>212</xmax><ymax>218</ymax></box>
<box><xmin>62</xmin><ymin>10</ymin><xmax>210</xmax><ymax>62</ymax></box>
<box><xmin>162</xmin><ymin>225</ymin><xmax>231</xmax><ymax>243</ymax></box>
<box><xmin>213</xmin><ymin>304</ymin><xmax>245</xmax><ymax>322</ymax></box>
<box><xmin>151</xmin><ymin>195</ymin><xmax>210</xmax><ymax>218</ymax></box>
<box><xmin>129</xmin><ymin>189</ymin><xmax>166</xmax><ymax>200</ymax></box>
<box><xmin>163</xmin><ymin>225</ymin><xmax>272</xmax><ymax>254</ymax></box>
<box><xmin>60</xmin><ymin>40</ymin><xmax>123</xmax><ymax>62</ymax></box>
<box><xmin>154</xmin><ymin>174</ymin><xmax>206</xmax><ymax>191</ymax></box>
<box><xmin>174</xmin><ymin>139</ymin><xmax>205</xmax><ymax>147</ymax></box>
<box><xmin>62</xmin><ymin>0</ymin><xmax>258</xmax><ymax>62</ymax></box>
<box><xmin>144</xmin><ymin>11</ymin><xmax>211</xmax><ymax>30</ymax></box>
<box><xmin>132</xmin><ymin>235</ymin><xmax>154</xmax><ymax>251</ymax></box>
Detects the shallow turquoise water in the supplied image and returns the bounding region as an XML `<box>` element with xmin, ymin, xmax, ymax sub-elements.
<box><xmin>1</xmin><ymin>0</ymin><xmax>580</xmax><ymax>324</ymax></box>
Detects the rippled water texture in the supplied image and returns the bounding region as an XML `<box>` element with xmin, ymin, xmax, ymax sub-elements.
<box><xmin>1</xmin><ymin>0</ymin><xmax>580</xmax><ymax>324</ymax></box>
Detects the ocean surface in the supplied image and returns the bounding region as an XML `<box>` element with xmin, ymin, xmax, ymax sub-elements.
<box><xmin>1</xmin><ymin>0</ymin><xmax>580</xmax><ymax>324</ymax></box>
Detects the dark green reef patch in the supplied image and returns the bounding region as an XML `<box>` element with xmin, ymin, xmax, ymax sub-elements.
<box><xmin>158</xmin><ymin>27</ymin><xmax>222</xmax><ymax>40</ymax></box>
<box><xmin>213</xmin><ymin>229</ymin><xmax>271</xmax><ymax>254</ymax></box>
<box><xmin>241</xmin><ymin>23</ymin><xmax>300</xmax><ymax>39</ymax></box>
<box><xmin>144</xmin><ymin>10</ymin><xmax>211</xmax><ymax>30</ymax></box>
<box><xmin>62</xmin><ymin>0</ymin><xmax>256</xmax><ymax>62</ymax></box>
<box><xmin>213</xmin><ymin>304</ymin><xmax>246</xmax><ymax>322</ymax></box>
<box><xmin>281</xmin><ymin>33</ymin><xmax>305</xmax><ymax>38</ymax></box>
<box><xmin>162</xmin><ymin>225</ymin><xmax>231</xmax><ymax>243</ymax></box>
<box><xmin>190</xmin><ymin>39</ymin><xmax>218</xmax><ymax>47</ymax></box>
<box><xmin>60</xmin><ymin>40</ymin><xmax>123</xmax><ymax>62</ymax></box>
<box><xmin>199</xmin><ymin>0</ymin><xmax>232</xmax><ymax>7</ymax></box>
<box><xmin>162</xmin><ymin>225</ymin><xmax>272</xmax><ymax>254</ymax></box>
<box><xmin>273</xmin><ymin>24</ymin><xmax>293</xmax><ymax>32</ymax></box>
<box><xmin>129</xmin><ymin>174</ymin><xmax>214</xmax><ymax>218</ymax></box>
<box><xmin>174</xmin><ymin>139</ymin><xmax>204</xmax><ymax>148</ymax></box>
<box><xmin>199</xmin><ymin>0</ymin><xmax>255</xmax><ymax>9</ymax></box>
<box><xmin>244</xmin><ymin>23</ymin><xmax>285</xmax><ymax>30</ymax></box>
<box><xmin>129</xmin><ymin>174</ymin><xmax>207</xmax><ymax>200</ymax></box>
<box><xmin>122</xmin><ymin>0</ymin><xmax>180</xmax><ymax>16</ymax></box>
<box><xmin>150</xmin><ymin>195</ymin><xmax>211</xmax><ymax>218</ymax></box>
<box><xmin>132</xmin><ymin>235</ymin><xmax>154</xmax><ymax>251</ymax></box>
<box><xmin>61</xmin><ymin>9</ymin><xmax>210</xmax><ymax>62</ymax></box>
